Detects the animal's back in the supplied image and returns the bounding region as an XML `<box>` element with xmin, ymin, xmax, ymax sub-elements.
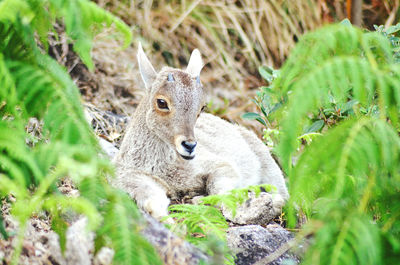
<box><xmin>195</xmin><ymin>113</ymin><xmax>289</xmax><ymax>199</ymax></box>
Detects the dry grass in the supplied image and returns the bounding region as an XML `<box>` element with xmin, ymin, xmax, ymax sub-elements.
<box><xmin>69</xmin><ymin>1</ymin><xmax>397</xmax><ymax>137</ymax></box>
<box><xmin>96</xmin><ymin>0</ymin><xmax>324</xmax><ymax>91</ymax></box>
<box><xmin>84</xmin><ymin>0</ymin><xmax>325</xmax><ymax>137</ymax></box>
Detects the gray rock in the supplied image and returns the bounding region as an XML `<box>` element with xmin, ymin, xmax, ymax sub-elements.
<box><xmin>227</xmin><ymin>224</ymin><xmax>299</xmax><ymax>265</ymax></box>
<box><xmin>94</xmin><ymin>247</ymin><xmax>114</xmax><ymax>265</ymax></box>
<box><xmin>141</xmin><ymin>213</ymin><xmax>210</xmax><ymax>265</ymax></box>
<box><xmin>65</xmin><ymin>217</ymin><xmax>94</xmax><ymax>265</ymax></box>
<box><xmin>24</xmin><ymin>219</ymin><xmax>66</xmax><ymax>265</ymax></box>
<box><xmin>98</xmin><ymin>137</ymin><xmax>119</xmax><ymax>159</ymax></box>
<box><xmin>222</xmin><ymin>192</ymin><xmax>277</xmax><ymax>226</ymax></box>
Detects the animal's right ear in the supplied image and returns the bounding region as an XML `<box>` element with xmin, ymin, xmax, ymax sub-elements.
<box><xmin>138</xmin><ymin>42</ymin><xmax>157</xmax><ymax>89</ymax></box>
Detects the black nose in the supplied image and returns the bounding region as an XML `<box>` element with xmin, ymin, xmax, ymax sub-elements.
<box><xmin>181</xmin><ymin>141</ymin><xmax>197</xmax><ymax>153</ymax></box>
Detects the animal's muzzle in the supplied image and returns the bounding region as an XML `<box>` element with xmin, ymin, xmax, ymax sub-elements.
<box><xmin>175</xmin><ymin>135</ymin><xmax>197</xmax><ymax>160</ymax></box>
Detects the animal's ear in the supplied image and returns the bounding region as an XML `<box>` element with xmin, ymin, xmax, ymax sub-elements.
<box><xmin>138</xmin><ymin>42</ymin><xmax>157</xmax><ymax>89</ymax></box>
<box><xmin>186</xmin><ymin>49</ymin><xmax>203</xmax><ymax>77</ymax></box>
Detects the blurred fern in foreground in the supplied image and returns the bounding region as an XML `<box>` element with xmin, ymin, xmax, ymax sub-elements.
<box><xmin>252</xmin><ymin>23</ymin><xmax>400</xmax><ymax>264</ymax></box>
<box><xmin>0</xmin><ymin>0</ymin><xmax>160</xmax><ymax>264</ymax></box>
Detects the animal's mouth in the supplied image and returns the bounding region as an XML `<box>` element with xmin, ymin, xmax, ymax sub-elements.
<box><xmin>180</xmin><ymin>154</ymin><xmax>195</xmax><ymax>160</ymax></box>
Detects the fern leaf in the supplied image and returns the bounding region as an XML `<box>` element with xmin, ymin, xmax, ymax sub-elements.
<box><xmin>169</xmin><ymin>204</ymin><xmax>228</xmax><ymax>243</ymax></box>
<box><xmin>302</xmin><ymin>213</ymin><xmax>382</xmax><ymax>265</ymax></box>
<box><xmin>44</xmin><ymin>195</ymin><xmax>102</xmax><ymax>231</ymax></box>
<box><xmin>0</xmin><ymin>0</ymin><xmax>34</xmax><ymax>23</ymax></box>
<box><xmin>100</xmin><ymin>191</ymin><xmax>161</xmax><ymax>265</ymax></box>
<box><xmin>288</xmin><ymin>118</ymin><xmax>400</xmax><ymax>218</ymax></box>
<box><xmin>50</xmin><ymin>0</ymin><xmax>132</xmax><ymax>69</ymax></box>
<box><xmin>6</xmin><ymin>60</ymin><xmax>55</xmax><ymax>117</ymax></box>
<box><xmin>0</xmin><ymin>122</ymin><xmax>44</xmax><ymax>186</ymax></box>
<box><xmin>0</xmin><ymin>53</ymin><xmax>17</xmax><ymax>113</ymax></box>
<box><xmin>0</xmin><ymin>173</ymin><xmax>28</xmax><ymax>198</ymax></box>
<box><xmin>0</xmin><ymin>209</ymin><xmax>8</xmax><ymax>239</ymax></box>
<box><xmin>0</xmin><ymin>22</ymin><xmax>33</xmax><ymax>61</ymax></box>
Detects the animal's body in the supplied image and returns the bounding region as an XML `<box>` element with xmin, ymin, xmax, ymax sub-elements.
<box><xmin>113</xmin><ymin>44</ymin><xmax>289</xmax><ymax>219</ymax></box>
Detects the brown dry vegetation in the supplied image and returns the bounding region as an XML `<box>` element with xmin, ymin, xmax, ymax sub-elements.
<box><xmin>71</xmin><ymin>1</ymin><xmax>398</xmax><ymax>140</ymax></box>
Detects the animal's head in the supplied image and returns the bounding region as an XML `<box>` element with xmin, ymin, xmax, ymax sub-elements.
<box><xmin>137</xmin><ymin>43</ymin><xmax>204</xmax><ymax>160</ymax></box>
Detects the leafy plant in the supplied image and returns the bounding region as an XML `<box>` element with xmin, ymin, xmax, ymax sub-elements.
<box><xmin>374</xmin><ymin>22</ymin><xmax>400</xmax><ymax>63</ymax></box>
<box><xmin>0</xmin><ymin>0</ymin><xmax>160</xmax><ymax>264</ymax></box>
<box><xmin>251</xmin><ymin>23</ymin><xmax>400</xmax><ymax>264</ymax></box>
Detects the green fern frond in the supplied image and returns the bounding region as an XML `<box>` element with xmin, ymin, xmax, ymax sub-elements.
<box><xmin>169</xmin><ymin>204</ymin><xmax>228</xmax><ymax>243</ymax></box>
<box><xmin>200</xmin><ymin>184</ymin><xmax>274</xmax><ymax>216</ymax></box>
<box><xmin>275</xmin><ymin>25</ymin><xmax>392</xmax><ymax>94</ymax></box>
<box><xmin>99</xmin><ymin>191</ymin><xmax>162</xmax><ymax>265</ymax></box>
<box><xmin>0</xmin><ymin>23</ymin><xmax>33</xmax><ymax>62</ymax></box>
<box><xmin>6</xmin><ymin>60</ymin><xmax>55</xmax><ymax>117</ymax></box>
<box><xmin>0</xmin><ymin>0</ymin><xmax>34</xmax><ymax>23</ymax></box>
<box><xmin>274</xmin><ymin>25</ymin><xmax>400</xmax><ymax>171</ymax></box>
<box><xmin>0</xmin><ymin>173</ymin><xmax>28</xmax><ymax>199</ymax></box>
<box><xmin>0</xmin><ymin>53</ymin><xmax>17</xmax><ymax>113</ymax></box>
<box><xmin>302</xmin><ymin>212</ymin><xmax>382</xmax><ymax>265</ymax></box>
<box><xmin>44</xmin><ymin>195</ymin><xmax>102</xmax><ymax>230</ymax></box>
<box><xmin>262</xmin><ymin>23</ymin><xmax>400</xmax><ymax>265</ymax></box>
<box><xmin>287</xmin><ymin>118</ymin><xmax>400</xmax><ymax>219</ymax></box>
<box><xmin>0</xmin><ymin>122</ymin><xmax>44</xmax><ymax>186</ymax></box>
<box><xmin>79</xmin><ymin>177</ymin><xmax>108</xmax><ymax>208</ymax></box>
<box><xmin>49</xmin><ymin>0</ymin><xmax>132</xmax><ymax>69</ymax></box>
<box><xmin>0</xmin><ymin>208</ymin><xmax>8</xmax><ymax>239</ymax></box>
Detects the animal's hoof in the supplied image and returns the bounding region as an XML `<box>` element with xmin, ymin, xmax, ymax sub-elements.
<box><xmin>142</xmin><ymin>197</ymin><xmax>170</xmax><ymax>221</ymax></box>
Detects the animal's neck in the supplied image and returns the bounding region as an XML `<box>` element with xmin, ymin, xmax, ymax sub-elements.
<box><xmin>123</xmin><ymin>101</ymin><xmax>178</xmax><ymax>171</ymax></box>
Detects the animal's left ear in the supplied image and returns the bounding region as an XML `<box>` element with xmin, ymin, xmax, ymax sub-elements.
<box><xmin>186</xmin><ymin>49</ymin><xmax>203</xmax><ymax>77</ymax></box>
<box><xmin>138</xmin><ymin>42</ymin><xmax>157</xmax><ymax>90</ymax></box>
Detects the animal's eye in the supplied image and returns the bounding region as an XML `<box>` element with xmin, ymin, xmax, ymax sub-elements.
<box><xmin>201</xmin><ymin>105</ymin><xmax>206</xmax><ymax>112</ymax></box>
<box><xmin>157</xmin><ymin>99</ymin><xmax>169</xmax><ymax>110</ymax></box>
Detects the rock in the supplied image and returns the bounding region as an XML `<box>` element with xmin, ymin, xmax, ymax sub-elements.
<box><xmin>98</xmin><ymin>137</ymin><xmax>119</xmax><ymax>159</ymax></box>
<box><xmin>65</xmin><ymin>217</ymin><xmax>94</xmax><ymax>265</ymax></box>
<box><xmin>222</xmin><ymin>192</ymin><xmax>277</xmax><ymax>226</ymax></box>
<box><xmin>94</xmin><ymin>247</ymin><xmax>114</xmax><ymax>265</ymax></box>
<box><xmin>226</xmin><ymin>224</ymin><xmax>299</xmax><ymax>265</ymax></box>
<box><xmin>14</xmin><ymin>218</ymin><xmax>66</xmax><ymax>265</ymax></box>
<box><xmin>140</xmin><ymin>213</ymin><xmax>209</xmax><ymax>265</ymax></box>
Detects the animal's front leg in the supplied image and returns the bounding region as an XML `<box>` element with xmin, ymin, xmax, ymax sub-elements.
<box><xmin>113</xmin><ymin>170</ymin><xmax>170</xmax><ymax>220</ymax></box>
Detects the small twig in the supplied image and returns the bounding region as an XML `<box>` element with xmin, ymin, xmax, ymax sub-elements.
<box><xmin>384</xmin><ymin>0</ymin><xmax>400</xmax><ymax>29</ymax></box>
<box><xmin>254</xmin><ymin>238</ymin><xmax>297</xmax><ymax>265</ymax></box>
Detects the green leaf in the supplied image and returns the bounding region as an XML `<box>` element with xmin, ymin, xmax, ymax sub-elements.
<box><xmin>242</xmin><ymin>112</ymin><xmax>262</xmax><ymax>120</ymax></box>
<box><xmin>340</xmin><ymin>18</ymin><xmax>352</xmax><ymax>27</ymax></box>
<box><xmin>259</xmin><ymin>65</ymin><xmax>279</xmax><ymax>83</ymax></box>
<box><xmin>51</xmin><ymin>214</ymin><xmax>68</xmax><ymax>253</ymax></box>
<box><xmin>305</xmin><ymin>120</ymin><xmax>325</xmax><ymax>133</ymax></box>
<box><xmin>0</xmin><ymin>210</ymin><xmax>8</xmax><ymax>240</ymax></box>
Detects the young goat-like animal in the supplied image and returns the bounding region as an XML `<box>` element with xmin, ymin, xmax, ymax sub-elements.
<box><xmin>113</xmin><ymin>44</ymin><xmax>289</xmax><ymax>220</ymax></box>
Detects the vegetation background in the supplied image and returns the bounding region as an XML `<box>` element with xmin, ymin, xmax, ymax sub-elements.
<box><xmin>0</xmin><ymin>0</ymin><xmax>399</xmax><ymax>265</ymax></box>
